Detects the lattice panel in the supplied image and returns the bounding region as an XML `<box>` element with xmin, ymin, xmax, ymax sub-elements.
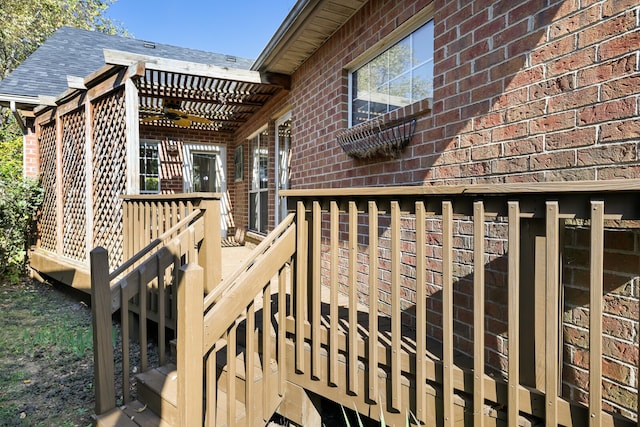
<box><xmin>61</xmin><ymin>109</ymin><xmax>87</xmax><ymax>261</ymax></box>
<box><xmin>39</xmin><ymin>122</ymin><xmax>58</xmax><ymax>252</ymax></box>
<box><xmin>92</xmin><ymin>90</ymin><xmax>127</xmax><ymax>269</ymax></box>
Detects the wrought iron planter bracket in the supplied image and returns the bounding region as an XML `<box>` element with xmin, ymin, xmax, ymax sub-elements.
<box><xmin>336</xmin><ymin>115</ymin><xmax>417</xmax><ymax>159</ymax></box>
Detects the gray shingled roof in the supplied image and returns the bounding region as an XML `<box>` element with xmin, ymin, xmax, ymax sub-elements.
<box><xmin>0</xmin><ymin>26</ymin><xmax>253</xmax><ymax>99</ymax></box>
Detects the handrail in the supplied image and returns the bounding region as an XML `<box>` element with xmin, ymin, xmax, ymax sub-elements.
<box><xmin>203</xmin><ymin>212</ymin><xmax>296</xmax><ymax>310</ymax></box>
<box><xmin>202</xmin><ymin>220</ymin><xmax>296</xmax><ymax>352</ymax></box>
<box><xmin>109</xmin><ymin>208</ymin><xmax>203</xmax><ymax>281</ymax></box>
<box><xmin>280</xmin><ymin>178</ymin><xmax>640</xmax><ymax>197</ymax></box>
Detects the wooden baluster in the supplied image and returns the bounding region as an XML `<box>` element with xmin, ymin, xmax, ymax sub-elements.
<box><xmin>263</xmin><ymin>281</ymin><xmax>272</xmax><ymax>421</ymax></box>
<box><xmin>177</xmin><ymin>263</ymin><xmax>204</xmax><ymax>426</ymax></box>
<box><xmin>90</xmin><ymin>247</ymin><xmax>116</xmax><ymax>414</ymax></box>
<box><xmin>278</xmin><ymin>264</ymin><xmax>288</xmax><ymax>397</ymax></box>
<box><xmin>442</xmin><ymin>201</ymin><xmax>454</xmax><ymax>426</ymax></box>
<box><xmin>329</xmin><ymin>201</ymin><xmax>339</xmax><ymax>386</ymax></box>
<box><xmin>227</xmin><ymin>323</ymin><xmax>237</xmax><ymax>427</ymax></box>
<box><xmin>473</xmin><ymin>201</ymin><xmax>486</xmax><ymax>427</ymax></box>
<box><xmin>138</xmin><ymin>268</ymin><xmax>147</xmax><ymax>372</ymax></box>
<box><xmin>247</xmin><ymin>303</ymin><xmax>255</xmax><ymax>424</ymax></box>
<box><xmin>157</xmin><ymin>252</ymin><xmax>166</xmax><ymax>366</ymax></box>
<box><xmin>545</xmin><ymin>201</ymin><xmax>559</xmax><ymax>427</ymax></box>
<box><xmin>368</xmin><ymin>201</ymin><xmax>379</xmax><ymax>403</ymax></box>
<box><xmin>206</xmin><ymin>344</ymin><xmax>218</xmax><ymax>427</ymax></box>
<box><xmin>296</xmin><ymin>201</ymin><xmax>307</xmax><ymax>373</ymax></box>
<box><xmin>415</xmin><ymin>201</ymin><xmax>427</xmax><ymax>423</ymax></box>
<box><xmin>348</xmin><ymin>201</ymin><xmax>358</xmax><ymax>395</ymax></box>
<box><xmin>391</xmin><ymin>201</ymin><xmax>401</xmax><ymax>411</ymax></box>
<box><xmin>508</xmin><ymin>201</ymin><xmax>521</xmax><ymax>427</ymax></box>
<box><xmin>312</xmin><ymin>201</ymin><xmax>321</xmax><ymax>379</ymax></box>
<box><xmin>589</xmin><ymin>201</ymin><xmax>604</xmax><ymax>427</ymax></box>
<box><xmin>121</xmin><ymin>284</ymin><xmax>130</xmax><ymax>404</ymax></box>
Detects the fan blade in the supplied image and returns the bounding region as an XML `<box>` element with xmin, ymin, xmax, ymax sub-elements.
<box><xmin>186</xmin><ymin>114</ymin><xmax>212</xmax><ymax>125</ymax></box>
<box><xmin>140</xmin><ymin>115</ymin><xmax>164</xmax><ymax>123</ymax></box>
<box><xmin>165</xmin><ymin>108</ymin><xmax>189</xmax><ymax>119</ymax></box>
<box><xmin>173</xmin><ymin>118</ymin><xmax>192</xmax><ymax>127</ymax></box>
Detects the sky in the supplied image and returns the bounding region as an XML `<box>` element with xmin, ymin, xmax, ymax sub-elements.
<box><xmin>105</xmin><ymin>0</ymin><xmax>298</xmax><ymax>60</ymax></box>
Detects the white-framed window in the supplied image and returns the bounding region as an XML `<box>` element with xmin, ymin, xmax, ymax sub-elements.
<box><xmin>349</xmin><ymin>19</ymin><xmax>434</xmax><ymax>126</ymax></box>
<box><xmin>249</xmin><ymin>128</ymin><xmax>269</xmax><ymax>234</ymax></box>
<box><xmin>139</xmin><ymin>140</ymin><xmax>159</xmax><ymax>193</ymax></box>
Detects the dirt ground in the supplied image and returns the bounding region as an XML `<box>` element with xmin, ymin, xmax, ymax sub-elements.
<box><xmin>0</xmin><ymin>277</ymin><xmax>359</xmax><ymax>427</ymax></box>
<box><xmin>0</xmin><ymin>278</ymin><xmax>95</xmax><ymax>426</ymax></box>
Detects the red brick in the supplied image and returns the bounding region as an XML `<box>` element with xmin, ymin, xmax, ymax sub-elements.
<box><xmin>504</xmin><ymin>136</ymin><xmax>543</xmax><ymax>156</ymax></box>
<box><xmin>529</xmin><ymin>111</ymin><xmax>575</xmax><ymax>135</ymax></box>
<box><xmin>577</xmin><ymin>55</ymin><xmax>636</xmax><ymax>86</ymax></box>
<box><xmin>471</xmin><ymin>143</ymin><xmax>501</xmax><ymax>161</ymax></box>
<box><xmin>530</xmin><ymin>35</ymin><xmax>576</xmax><ymax>65</ymax></box>
<box><xmin>547</xmin><ymin>47</ymin><xmax>597</xmax><ymax>76</ymax></box>
<box><xmin>531</xmin><ymin>75</ymin><xmax>576</xmax><ymax>101</ymax></box>
<box><xmin>600</xmin><ymin>120</ymin><xmax>640</xmax><ymax>143</ymax></box>
<box><xmin>603</xmin><ymin>0</ymin><xmax>640</xmax><ymax>17</ymax></box>
<box><xmin>548</xmin><ymin>85</ymin><xmax>598</xmax><ymax>113</ymax></box>
<box><xmin>504</xmin><ymin>99</ymin><xmax>546</xmax><ymax>123</ymax></box>
<box><xmin>492</xmin><ymin>122</ymin><xmax>527</xmax><ymax>141</ymax></box>
<box><xmin>577</xmin><ymin>143</ymin><xmax>637</xmax><ymax>167</ymax></box>
<box><xmin>601</xmin><ymin>74</ymin><xmax>640</xmax><ymax>101</ymax></box>
<box><xmin>549</xmin><ymin>5</ymin><xmax>601</xmax><ymax>39</ymax></box>
<box><xmin>578</xmin><ymin>11</ymin><xmax>637</xmax><ymax>48</ymax></box>
<box><xmin>545</xmin><ymin>127</ymin><xmax>596</xmax><ymax>150</ymax></box>
<box><xmin>530</xmin><ymin>150</ymin><xmax>576</xmax><ymax>171</ymax></box>
<box><xmin>599</xmin><ymin>29</ymin><xmax>640</xmax><ymax>61</ymax></box>
<box><xmin>577</xmin><ymin>97</ymin><xmax>636</xmax><ymax>125</ymax></box>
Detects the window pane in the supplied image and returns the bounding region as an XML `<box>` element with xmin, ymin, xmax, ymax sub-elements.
<box><xmin>369</xmin><ymin>53</ymin><xmax>389</xmax><ymax>90</ymax></box>
<box><xmin>389</xmin><ymin>74</ymin><xmax>411</xmax><ymax>109</ymax></box>
<box><xmin>412</xmin><ymin>62</ymin><xmax>433</xmax><ymax>101</ymax></box>
<box><xmin>387</xmin><ymin>37</ymin><xmax>411</xmax><ymax>80</ymax></box>
<box><xmin>412</xmin><ymin>21</ymin><xmax>434</xmax><ymax>65</ymax></box>
<box><xmin>349</xmin><ymin>19</ymin><xmax>433</xmax><ymax>127</ymax></box>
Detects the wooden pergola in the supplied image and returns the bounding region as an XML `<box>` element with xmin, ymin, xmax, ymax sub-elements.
<box><xmin>103</xmin><ymin>49</ymin><xmax>289</xmax><ymax>132</ymax></box>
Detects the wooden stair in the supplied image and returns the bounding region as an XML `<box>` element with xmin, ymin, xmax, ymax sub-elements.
<box><xmin>95</xmin><ymin>341</ymin><xmax>281</xmax><ymax>427</ymax></box>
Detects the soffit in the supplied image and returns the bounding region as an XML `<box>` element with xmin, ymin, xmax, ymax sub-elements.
<box><xmin>253</xmin><ymin>0</ymin><xmax>368</xmax><ymax>75</ymax></box>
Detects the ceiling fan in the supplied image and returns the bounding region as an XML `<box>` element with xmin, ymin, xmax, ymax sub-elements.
<box><xmin>140</xmin><ymin>99</ymin><xmax>212</xmax><ymax>127</ymax></box>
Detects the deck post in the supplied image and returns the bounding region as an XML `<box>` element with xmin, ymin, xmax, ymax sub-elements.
<box><xmin>90</xmin><ymin>247</ymin><xmax>116</xmax><ymax>415</ymax></box>
<box><xmin>177</xmin><ymin>262</ymin><xmax>204</xmax><ymax>426</ymax></box>
<box><xmin>199</xmin><ymin>196</ymin><xmax>221</xmax><ymax>293</ymax></box>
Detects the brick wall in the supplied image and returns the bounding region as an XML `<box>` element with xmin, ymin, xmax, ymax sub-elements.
<box><xmin>23</xmin><ymin>123</ymin><xmax>38</xmax><ymax>178</ymax></box>
<box><xmin>276</xmin><ymin>0</ymin><xmax>640</xmax><ymax>420</ymax></box>
<box><xmin>288</xmin><ymin>0</ymin><xmax>639</xmax><ymax>188</ymax></box>
<box><xmin>140</xmin><ymin>125</ymin><xmax>232</xmax><ymax>194</ymax></box>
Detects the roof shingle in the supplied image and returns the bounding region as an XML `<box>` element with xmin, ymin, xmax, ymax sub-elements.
<box><xmin>0</xmin><ymin>26</ymin><xmax>253</xmax><ymax>99</ymax></box>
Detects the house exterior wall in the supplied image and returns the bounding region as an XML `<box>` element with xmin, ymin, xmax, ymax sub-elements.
<box><xmin>267</xmin><ymin>0</ymin><xmax>639</xmax><ymax>419</ymax></box>
<box><xmin>140</xmin><ymin>126</ymin><xmax>232</xmax><ymax>194</ymax></box>
<box><xmin>23</xmin><ymin>123</ymin><xmax>38</xmax><ymax>178</ymax></box>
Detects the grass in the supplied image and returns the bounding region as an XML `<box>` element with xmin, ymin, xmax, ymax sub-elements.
<box><xmin>0</xmin><ymin>278</ymin><xmax>95</xmax><ymax>426</ymax></box>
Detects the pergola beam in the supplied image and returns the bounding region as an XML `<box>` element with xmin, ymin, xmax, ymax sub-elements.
<box><xmin>104</xmin><ymin>49</ymin><xmax>272</xmax><ymax>86</ymax></box>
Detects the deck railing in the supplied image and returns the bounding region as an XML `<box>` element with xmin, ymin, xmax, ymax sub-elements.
<box><xmin>280</xmin><ymin>180</ymin><xmax>640</xmax><ymax>427</ymax></box>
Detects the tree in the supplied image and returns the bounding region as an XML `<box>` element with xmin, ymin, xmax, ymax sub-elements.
<box><xmin>0</xmin><ymin>0</ymin><xmax>124</xmax><ymax>79</ymax></box>
<box><xmin>0</xmin><ymin>0</ymin><xmax>125</xmax><ymax>280</ymax></box>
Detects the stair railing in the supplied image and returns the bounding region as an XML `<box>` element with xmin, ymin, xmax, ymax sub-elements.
<box><xmin>90</xmin><ymin>195</ymin><xmax>221</xmax><ymax>416</ymax></box>
<box><xmin>180</xmin><ymin>213</ymin><xmax>296</xmax><ymax>425</ymax></box>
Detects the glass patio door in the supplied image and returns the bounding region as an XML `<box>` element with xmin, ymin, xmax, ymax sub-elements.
<box><xmin>192</xmin><ymin>152</ymin><xmax>218</xmax><ymax>192</ymax></box>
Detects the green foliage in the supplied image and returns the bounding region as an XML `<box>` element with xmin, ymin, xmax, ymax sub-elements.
<box><xmin>0</xmin><ymin>0</ymin><xmax>126</xmax><ymax>79</ymax></box>
<box><xmin>0</xmin><ymin>176</ymin><xmax>43</xmax><ymax>282</ymax></box>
